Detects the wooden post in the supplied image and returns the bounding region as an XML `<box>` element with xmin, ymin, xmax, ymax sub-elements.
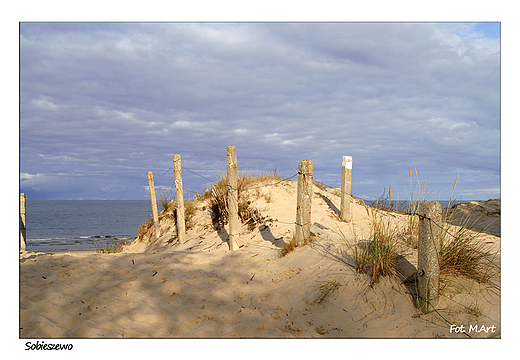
<box><xmin>417</xmin><ymin>200</ymin><xmax>442</xmax><ymax>313</ymax></box>
<box><xmin>147</xmin><ymin>171</ymin><xmax>161</xmax><ymax>240</ymax></box>
<box><xmin>295</xmin><ymin>159</ymin><xmax>313</xmax><ymax>247</ymax></box>
<box><xmin>227</xmin><ymin>146</ymin><xmax>239</xmax><ymax>251</ymax></box>
<box><xmin>173</xmin><ymin>154</ymin><xmax>186</xmax><ymax>243</ymax></box>
<box><xmin>340</xmin><ymin>156</ymin><xmax>352</xmax><ymax>222</ymax></box>
<box><xmin>20</xmin><ymin>193</ymin><xmax>26</xmax><ymax>251</ymax></box>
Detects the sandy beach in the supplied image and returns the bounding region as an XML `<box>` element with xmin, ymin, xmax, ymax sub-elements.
<box><xmin>19</xmin><ymin>180</ymin><xmax>500</xmax><ymax>338</ymax></box>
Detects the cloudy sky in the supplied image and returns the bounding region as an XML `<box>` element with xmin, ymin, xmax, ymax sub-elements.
<box><xmin>20</xmin><ymin>22</ymin><xmax>500</xmax><ymax>200</ymax></box>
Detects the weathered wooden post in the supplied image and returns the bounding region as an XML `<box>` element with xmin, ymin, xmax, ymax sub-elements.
<box><xmin>340</xmin><ymin>156</ymin><xmax>352</xmax><ymax>222</ymax></box>
<box><xmin>147</xmin><ymin>171</ymin><xmax>161</xmax><ymax>240</ymax></box>
<box><xmin>417</xmin><ymin>200</ymin><xmax>442</xmax><ymax>313</ymax></box>
<box><xmin>295</xmin><ymin>159</ymin><xmax>313</xmax><ymax>247</ymax></box>
<box><xmin>173</xmin><ymin>154</ymin><xmax>186</xmax><ymax>243</ymax></box>
<box><xmin>20</xmin><ymin>193</ymin><xmax>26</xmax><ymax>251</ymax></box>
<box><xmin>227</xmin><ymin>146</ymin><xmax>239</xmax><ymax>251</ymax></box>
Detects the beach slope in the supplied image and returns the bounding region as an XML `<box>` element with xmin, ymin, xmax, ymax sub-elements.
<box><xmin>20</xmin><ymin>180</ymin><xmax>501</xmax><ymax>338</ymax></box>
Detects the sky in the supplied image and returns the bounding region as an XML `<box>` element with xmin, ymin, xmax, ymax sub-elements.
<box><xmin>19</xmin><ymin>22</ymin><xmax>501</xmax><ymax>201</ymax></box>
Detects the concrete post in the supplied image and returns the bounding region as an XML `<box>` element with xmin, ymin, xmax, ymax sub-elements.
<box><xmin>147</xmin><ymin>171</ymin><xmax>161</xmax><ymax>240</ymax></box>
<box><xmin>340</xmin><ymin>156</ymin><xmax>352</xmax><ymax>222</ymax></box>
<box><xmin>295</xmin><ymin>159</ymin><xmax>313</xmax><ymax>247</ymax></box>
<box><xmin>20</xmin><ymin>193</ymin><xmax>26</xmax><ymax>251</ymax></box>
<box><xmin>417</xmin><ymin>200</ymin><xmax>442</xmax><ymax>313</ymax></box>
<box><xmin>227</xmin><ymin>146</ymin><xmax>239</xmax><ymax>251</ymax></box>
<box><xmin>173</xmin><ymin>154</ymin><xmax>186</xmax><ymax>243</ymax></box>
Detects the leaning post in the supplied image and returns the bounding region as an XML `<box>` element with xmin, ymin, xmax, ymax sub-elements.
<box><xmin>20</xmin><ymin>193</ymin><xmax>26</xmax><ymax>251</ymax></box>
<box><xmin>147</xmin><ymin>171</ymin><xmax>161</xmax><ymax>240</ymax></box>
<box><xmin>227</xmin><ymin>146</ymin><xmax>240</xmax><ymax>251</ymax></box>
<box><xmin>340</xmin><ymin>156</ymin><xmax>353</xmax><ymax>222</ymax></box>
<box><xmin>295</xmin><ymin>159</ymin><xmax>313</xmax><ymax>247</ymax></box>
<box><xmin>417</xmin><ymin>200</ymin><xmax>442</xmax><ymax>313</ymax></box>
<box><xmin>173</xmin><ymin>154</ymin><xmax>186</xmax><ymax>243</ymax></box>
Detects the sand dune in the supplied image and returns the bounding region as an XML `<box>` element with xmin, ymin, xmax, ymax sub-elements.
<box><xmin>20</xmin><ymin>180</ymin><xmax>500</xmax><ymax>338</ymax></box>
<box><xmin>446</xmin><ymin>199</ymin><xmax>500</xmax><ymax>236</ymax></box>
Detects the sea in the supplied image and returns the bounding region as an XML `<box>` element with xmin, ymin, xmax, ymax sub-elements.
<box><xmin>21</xmin><ymin>198</ymin><xmax>468</xmax><ymax>252</ymax></box>
<box><xmin>22</xmin><ymin>200</ymin><xmax>152</xmax><ymax>252</ymax></box>
<box><xmin>365</xmin><ymin>199</ymin><xmax>464</xmax><ymax>212</ymax></box>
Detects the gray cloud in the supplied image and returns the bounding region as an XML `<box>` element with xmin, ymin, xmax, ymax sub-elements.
<box><xmin>20</xmin><ymin>22</ymin><xmax>500</xmax><ymax>200</ymax></box>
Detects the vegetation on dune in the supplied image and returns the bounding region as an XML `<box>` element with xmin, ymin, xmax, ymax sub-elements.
<box><xmin>95</xmin><ymin>238</ymin><xmax>130</xmax><ymax>253</ymax></box>
<box><xmin>137</xmin><ymin>169</ymin><xmax>281</xmax><ymax>243</ymax></box>
<box><xmin>202</xmin><ymin>171</ymin><xmax>280</xmax><ymax>231</ymax></box>
<box><xmin>280</xmin><ymin>231</ymin><xmax>316</xmax><ymax>257</ymax></box>
<box><xmin>346</xmin><ymin>202</ymin><xmax>402</xmax><ymax>285</ymax></box>
<box><xmin>136</xmin><ymin>166</ymin><xmax>499</xmax><ymax>297</ymax></box>
<box><xmin>313</xmin><ymin>279</ymin><xmax>342</xmax><ymax>304</ymax></box>
<box><xmin>345</xmin><ymin>169</ymin><xmax>499</xmax><ymax>292</ymax></box>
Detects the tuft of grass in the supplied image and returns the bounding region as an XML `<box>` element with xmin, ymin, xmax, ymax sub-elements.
<box><xmin>404</xmin><ymin>167</ymin><xmax>431</xmax><ymax>248</ymax></box>
<box><xmin>439</xmin><ymin>217</ymin><xmax>498</xmax><ymax>285</ymax></box>
<box><xmin>313</xmin><ymin>280</ymin><xmax>342</xmax><ymax>304</ymax></box>
<box><xmin>281</xmin><ymin>236</ymin><xmax>298</xmax><ymax>257</ymax></box>
<box><xmin>95</xmin><ymin>238</ymin><xmax>130</xmax><ymax>253</ymax></box>
<box><xmin>183</xmin><ymin>199</ymin><xmax>197</xmax><ymax>229</ymax></box>
<box><xmin>137</xmin><ymin>217</ymin><xmax>154</xmax><ymax>241</ymax></box>
<box><xmin>159</xmin><ymin>191</ymin><xmax>175</xmax><ymax>213</ymax></box>
<box><xmin>203</xmin><ymin>172</ymin><xmax>277</xmax><ymax>230</ymax></box>
<box><xmin>138</xmin><ymin>196</ymin><xmax>199</xmax><ymax>243</ymax></box>
<box><xmin>347</xmin><ymin>204</ymin><xmax>401</xmax><ymax>285</ymax></box>
<box><xmin>280</xmin><ymin>231</ymin><xmax>317</xmax><ymax>257</ymax></box>
<box><xmin>437</xmin><ymin>175</ymin><xmax>498</xmax><ymax>286</ymax></box>
<box><xmin>370</xmin><ymin>187</ymin><xmax>399</xmax><ymax>212</ymax></box>
<box><xmin>464</xmin><ymin>303</ymin><xmax>483</xmax><ymax>318</ymax></box>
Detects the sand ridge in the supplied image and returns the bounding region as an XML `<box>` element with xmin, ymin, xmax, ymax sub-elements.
<box><xmin>20</xmin><ymin>180</ymin><xmax>501</xmax><ymax>338</ymax></box>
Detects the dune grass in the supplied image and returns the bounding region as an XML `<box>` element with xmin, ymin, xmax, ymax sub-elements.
<box><xmin>348</xmin><ymin>203</ymin><xmax>402</xmax><ymax>285</ymax></box>
<box><xmin>95</xmin><ymin>238</ymin><xmax>130</xmax><ymax>253</ymax></box>
<box><xmin>346</xmin><ymin>170</ymin><xmax>499</xmax><ymax>291</ymax></box>
<box><xmin>137</xmin><ymin>169</ymin><xmax>281</xmax><ymax>243</ymax></box>
<box><xmin>281</xmin><ymin>236</ymin><xmax>298</xmax><ymax>257</ymax></box>
<box><xmin>313</xmin><ymin>279</ymin><xmax>342</xmax><ymax>304</ymax></box>
<box><xmin>439</xmin><ymin>193</ymin><xmax>499</xmax><ymax>286</ymax></box>
<box><xmin>404</xmin><ymin>166</ymin><xmax>429</xmax><ymax>249</ymax></box>
<box><xmin>202</xmin><ymin>171</ymin><xmax>279</xmax><ymax>231</ymax></box>
<box><xmin>412</xmin><ymin>173</ymin><xmax>498</xmax><ymax>286</ymax></box>
<box><xmin>280</xmin><ymin>231</ymin><xmax>317</xmax><ymax>257</ymax></box>
<box><xmin>137</xmin><ymin>194</ymin><xmax>198</xmax><ymax>243</ymax></box>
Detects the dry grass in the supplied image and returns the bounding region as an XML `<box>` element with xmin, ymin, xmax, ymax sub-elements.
<box><xmin>95</xmin><ymin>238</ymin><xmax>130</xmax><ymax>253</ymax></box>
<box><xmin>404</xmin><ymin>166</ymin><xmax>430</xmax><ymax>249</ymax></box>
<box><xmin>137</xmin><ymin>197</ymin><xmax>198</xmax><ymax>243</ymax></box>
<box><xmin>348</xmin><ymin>169</ymin><xmax>499</xmax><ymax>289</ymax></box>
<box><xmin>137</xmin><ymin>217</ymin><xmax>154</xmax><ymax>241</ymax></box>
<box><xmin>433</xmin><ymin>174</ymin><xmax>497</xmax><ymax>286</ymax></box>
<box><xmin>439</xmin><ymin>210</ymin><xmax>498</xmax><ymax>286</ymax></box>
<box><xmin>347</xmin><ymin>203</ymin><xmax>402</xmax><ymax>285</ymax></box>
<box><xmin>137</xmin><ymin>170</ymin><xmax>280</xmax><ymax>243</ymax></box>
<box><xmin>313</xmin><ymin>280</ymin><xmax>342</xmax><ymax>304</ymax></box>
<box><xmin>203</xmin><ymin>172</ymin><xmax>278</xmax><ymax>230</ymax></box>
<box><xmin>280</xmin><ymin>231</ymin><xmax>316</xmax><ymax>257</ymax></box>
<box><xmin>281</xmin><ymin>236</ymin><xmax>298</xmax><ymax>257</ymax></box>
<box><xmin>401</xmin><ymin>171</ymin><xmax>499</xmax><ymax>288</ymax></box>
<box><xmin>369</xmin><ymin>187</ymin><xmax>399</xmax><ymax>212</ymax></box>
